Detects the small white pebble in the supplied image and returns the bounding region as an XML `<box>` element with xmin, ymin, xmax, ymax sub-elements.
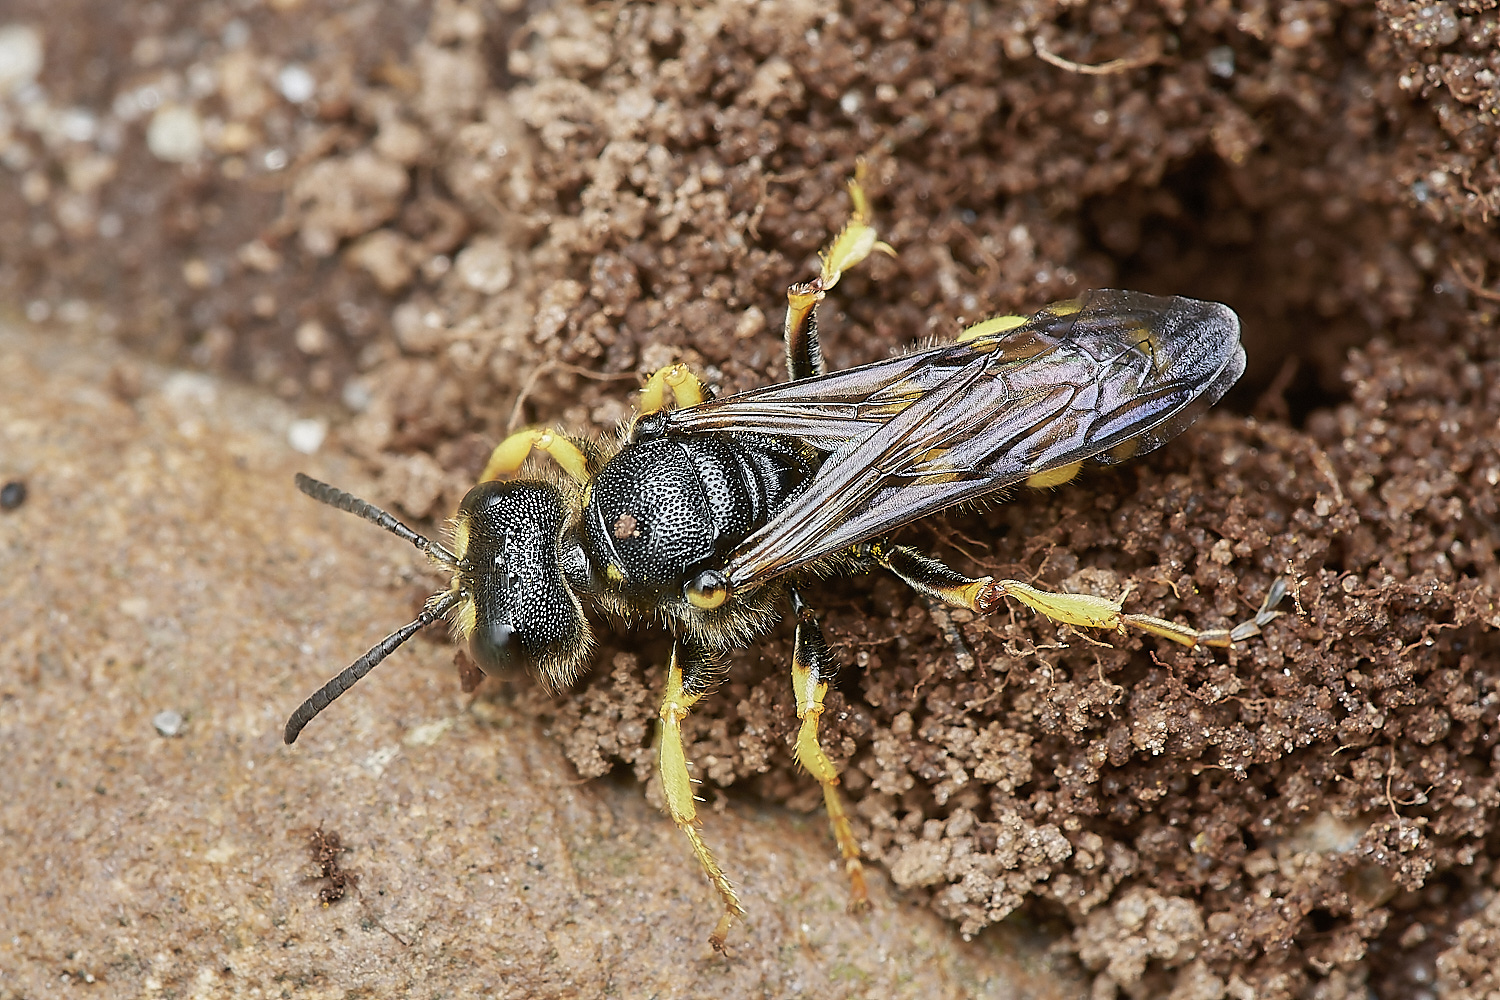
<box><xmin>1205</xmin><ymin>46</ymin><xmax>1235</xmax><ymax>79</ymax></box>
<box><xmin>153</xmin><ymin>710</ymin><xmax>184</xmax><ymax>737</ymax></box>
<box><xmin>58</xmin><ymin>107</ymin><xmax>98</xmax><ymax>143</ymax></box>
<box><xmin>146</xmin><ymin>105</ymin><xmax>203</xmax><ymax>163</ymax></box>
<box><xmin>455</xmin><ymin>238</ymin><xmax>513</xmax><ymax>295</ymax></box>
<box><xmin>277</xmin><ymin>64</ymin><xmax>315</xmax><ymax>104</ymax></box>
<box><xmin>0</xmin><ymin>24</ymin><xmax>44</xmax><ymax>96</ymax></box>
<box><xmin>341</xmin><ymin>378</ymin><xmax>372</xmax><ymax>412</ymax></box>
<box><xmin>288</xmin><ymin>418</ymin><xmax>327</xmax><ymax>455</ymax></box>
<box><xmin>294</xmin><ymin>319</ymin><xmax>330</xmax><ymax>355</ymax></box>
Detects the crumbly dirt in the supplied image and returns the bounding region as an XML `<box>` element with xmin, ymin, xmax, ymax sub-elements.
<box><xmin>4</xmin><ymin>1</ymin><xmax>1500</xmax><ymax>997</ymax></box>
<box><xmin>0</xmin><ymin>319</ymin><xmax>1072</xmax><ymax>998</ymax></box>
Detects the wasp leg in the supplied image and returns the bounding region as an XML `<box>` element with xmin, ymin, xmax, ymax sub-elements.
<box><xmin>657</xmin><ymin>640</ymin><xmax>744</xmax><ymax>952</ymax></box>
<box><xmin>868</xmin><ymin>542</ymin><xmax>1286</xmax><ymax>649</ymax></box>
<box><xmin>784</xmin><ymin>166</ymin><xmax>897</xmax><ymax>381</ymax></box>
<box><xmin>479</xmin><ymin>429</ymin><xmax>592</xmax><ymax>484</ymax></box>
<box><xmin>638</xmin><ymin>363</ymin><xmax>707</xmax><ymax>416</ymax></box>
<box><xmin>993</xmin><ymin>576</ymin><xmax>1288</xmax><ymax>649</ymax></box>
<box><xmin>788</xmin><ymin>589</ymin><xmax>869</xmax><ymax>911</ymax></box>
<box><xmin>864</xmin><ymin>541</ymin><xmax>1001</xmax><ymax>614</ymax></box>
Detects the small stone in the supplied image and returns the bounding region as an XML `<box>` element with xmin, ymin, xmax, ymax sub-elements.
<box><xmin>734</xmin><ymin>306</ymin><xmax>766</xmax><ymax>340</ymax></box>
<box><xmin>346</xmin><ymin>229</ymin><xmax>416</xmax><ymax>293</ymax></box>
<box><xmin>373</xmin><ymin>120</ymin><xmax>426</xmax><ymax>166</ymax></box>
<box><xmin>0</xmin><ymin>480</ymin><xmax>27</xmax><ymax>510</ymax></box>
<box><xmin>1205</xmin><ymin>46</ymin><xmax>1235</xmax><ymax>79</ymax></box>
<box><xmin>295</xmin><ymin>320</ymin><xmax>330</xmax><ymax>355</ymax></box>
<box><xmin>153</xmin><ymin>710</ymin><xmax>184</xmax><ymax>737</ymax></box>
<box><xmin>288</xmin><ymin>418</ymin><xmax>328</xmax><ymax>455</ymax></box>
<box><xmin>277</xmin><ymin>63</ymin><xmax>316</xmax><ymax>104</ymax></box>
<box><xmin>182</xmin><ymin>258</ymin><xmax>213</xmax><ymax>289</ymax></box>
<box><xmin>146</xmin><ymin>105</ymin><xmax>204</xmax><ymax>163</ymax></box>
<box><xmin>237</xmin><ymin>240</ymin><xmax>283</xmax><ymax>274</ymax></box>
<box><xmin>455</xmin><ymin>237</ymin><xmax>514</xmax><ymax>295</ymax></box>
<box><xmin>214</xmin><ymin>121</ymin><xmax>257</xmax><ymax>154</ymax></box>
<box><xmin>0</xmin><ymin>24</ymin><xmax>44</xmax><ymax>96</ymax></box>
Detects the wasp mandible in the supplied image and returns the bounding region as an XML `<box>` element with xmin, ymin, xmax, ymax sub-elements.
<box><xmin>286</xmin><ymin>172</ymin><xmax>1280</xmax><ymax>951</ymax></box>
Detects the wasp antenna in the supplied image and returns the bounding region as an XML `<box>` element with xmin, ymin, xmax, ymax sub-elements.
<box><xmin>284</xmin><ymin>592</ymin><xmax>460</xmax><ymax>744</ymax></box>
<box><xmin>295</xmin><ymin>473</ymin><xmax>460</xmax><ymax>568</ymax></box>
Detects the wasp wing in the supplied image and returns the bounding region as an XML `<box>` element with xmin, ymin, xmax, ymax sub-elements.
<box><xmin>664</xmin><ymin>290</ymin><xmax>1245</xmax><ymax>588</ymax></box>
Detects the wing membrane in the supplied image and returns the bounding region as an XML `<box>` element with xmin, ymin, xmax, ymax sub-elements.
<box><xmin>662</xmin><ymin>290</ymin><xmax>1245</xmax><ymax>587</ymax></box>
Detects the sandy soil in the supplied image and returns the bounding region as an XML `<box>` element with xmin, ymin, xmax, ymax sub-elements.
<box><xmin>2</xmin><ymin>1</ymin><xmax>1499</xmax><ymax>997</ymax></box>
<box><xmin>0</xmin><ymin>321</ymin><xmax>1076</xmax><ymax>997</ymax></box>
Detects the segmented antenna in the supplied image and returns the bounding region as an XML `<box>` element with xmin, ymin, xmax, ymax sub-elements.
<box><xmin>294</xmin><ymin>473</ymin><xmax>460</xmax><ymax>568</ymax></box>
<box><xmin>284</xmin><ymin>591</ymin><xmax>461</xmax><ymax>744</ymax></box>
<box><xmin>287</xmin><ymin>473</ymin><xmax>466</xmax><ymax>743</ymax></box>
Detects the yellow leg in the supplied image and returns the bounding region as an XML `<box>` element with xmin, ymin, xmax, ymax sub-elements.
<box><xmin>791</xmin><ymin>650</ymin><xmax>869</xmax><ymax>912</ymax></box>
<box><xmin>993</xmin><ymin>577</ymin><xmax>1287</xmax><ymax>648</ymax></box>
<box><xmin>784</xmin><ymin>163</ymin><xmax>898</xmax><ymax>380</ymax></box>
<box><xmin>818</xmin><ymin>166</ymin><xmax>897</xmax><ymax>289</ymax></box>
<box><xmin>869</xmin><ymin>542</ymin><xmax>1285</xmax><ymax>649</ymax></box>
<box><xmin>637</xmin><ymin>364</ymin><xmax>706</xmax><ymax>416</ymax></box>
<box><xmin>658</xmin><ymin>644</ymin><xmax>743</xmax><ymax>952</ymax></box>
<box><xmin>479</xmin><ymin>429</ymin><xmax>591</xmax><ymax>484</ymax></box>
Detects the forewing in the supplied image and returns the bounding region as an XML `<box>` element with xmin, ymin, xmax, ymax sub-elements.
<box><xmin>666</xmin><ymin>290</ymin><xmax>1244</xmax><ymax>587</ymax></box>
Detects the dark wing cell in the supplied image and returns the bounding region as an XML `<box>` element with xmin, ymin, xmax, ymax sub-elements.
<box><xmin>664</xmin><ymin>290</ymin><xmax>1244</xmax><ymax>587</ymax></box>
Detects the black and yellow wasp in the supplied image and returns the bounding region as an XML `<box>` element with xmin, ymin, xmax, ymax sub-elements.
<box><xmin>286</xmin><ymin>175</ymin><xmax>1278</xmax><ymax>950</ymax></box>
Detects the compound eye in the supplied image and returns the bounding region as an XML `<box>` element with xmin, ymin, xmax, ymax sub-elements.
<box><xmin>684</xmin><ymin>569</ymin><xmax>730</xmax><ymax>610</ymax></box>
<box><xmin>469</xmin><ymin>619</ymin><xmax>525</xmax><ymax>673</ymax></box>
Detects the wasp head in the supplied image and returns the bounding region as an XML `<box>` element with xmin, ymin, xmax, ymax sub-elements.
<box><xmin>451</xmin><ymin>479</ymin><xmax>593</xmax><ymax>690</ymax></box>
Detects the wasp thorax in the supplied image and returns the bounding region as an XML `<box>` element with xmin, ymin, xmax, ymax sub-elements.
<box><xmin>453</xmin><ymin>480</ymin><xmax>589</xmax><ymax>681</ymax></box>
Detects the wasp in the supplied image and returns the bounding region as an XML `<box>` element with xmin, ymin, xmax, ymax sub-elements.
<box><xmin>286</xmin><ymin>174</ymin><xmax>1280</xmax><ymax>951</ymax></box>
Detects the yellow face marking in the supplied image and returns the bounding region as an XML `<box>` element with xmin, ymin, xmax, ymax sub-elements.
<box><xmin>1026</xmin><ymin>460</ymin><xmax>1083</xmax><ymax>490</ymax></box>
<box><xmin>1047</xmin><ymin>297</ymin><xmax>1083</xmax><ymax>316</ymax></box>
<box><xmin>451</xmin><ymin>593</ymin><xmax>478</xmax><ymax>643</ymax></box>
<box><xmin>449</xmin><ymin>511</ymin><xmax>472</xmax><ymax>561</ymax></box>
